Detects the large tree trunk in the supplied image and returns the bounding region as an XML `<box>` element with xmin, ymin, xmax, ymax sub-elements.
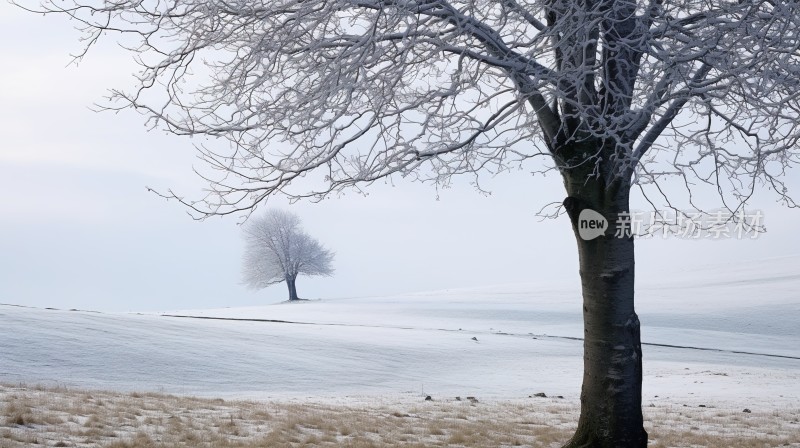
<box><xmin>561</xmin><ymin>177</ymin><xmax>647</xmax><ymax>448</ymax></box>
<box><xmin>286</xmin><ymin>276</ymin><xmax>299</xmax><ymax>301</ymax></box>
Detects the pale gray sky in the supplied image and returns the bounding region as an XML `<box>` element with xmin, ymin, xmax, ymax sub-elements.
<box><xmin>1</xmin><ymin>4</ymin><xmax>798</xmax><ymax>312</ymax></box>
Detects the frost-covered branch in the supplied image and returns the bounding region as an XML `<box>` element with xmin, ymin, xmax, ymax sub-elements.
<box><xmin>22</xmin><ymin>0</ymin><xmax>800</xmax><ymax>217</ymax></box>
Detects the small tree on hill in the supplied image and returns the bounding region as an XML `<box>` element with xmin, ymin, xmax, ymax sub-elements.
<box><xmin>242</xmin><ymin>209</ymin><xmax>334</xmax><ymax>301</ymax></box>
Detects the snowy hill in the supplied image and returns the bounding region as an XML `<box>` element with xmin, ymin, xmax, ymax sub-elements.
<box><xmin>1</xmin><ymin>255</ymin><xmax>798</xmax><ymax>407</ymax></box>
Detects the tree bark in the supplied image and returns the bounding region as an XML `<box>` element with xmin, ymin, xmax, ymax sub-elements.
<box><xmin>561</xmin><ymin>177</ymin><xmax>647</xmax><ymax>448</ymax></box>
<box><xmin>286</xmin><ymin>276</ymin><xmax>299</xmax><ymax>301</ymax></box>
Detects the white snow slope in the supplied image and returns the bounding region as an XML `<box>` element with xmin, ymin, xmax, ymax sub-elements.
<box><xmin>1</xmin><ymin>256</ymin><xmax>798</xmax><ymax>407</ymax></box>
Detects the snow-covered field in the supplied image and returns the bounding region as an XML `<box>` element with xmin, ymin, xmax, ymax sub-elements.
<box><xmin>2</xmin><ymin>255</ymin><xmax>798</xmax><ymax>409</ymax></box>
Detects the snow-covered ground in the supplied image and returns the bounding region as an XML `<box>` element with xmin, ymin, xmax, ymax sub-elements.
<box><xmin>1</xmin><ymin>255</ymin><xmax>798</xmax><ymax>409</ymax></box>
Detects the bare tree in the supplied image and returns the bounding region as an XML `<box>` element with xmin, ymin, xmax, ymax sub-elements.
<box><xmin>242</xmin><ymin>209</ymin><xmax>334</xmax><ymax>301</ymax></box>
<box><xmin>23</xmin><ymin>0</ymin><xmax>800</xmax><ymax>445</ymax></box>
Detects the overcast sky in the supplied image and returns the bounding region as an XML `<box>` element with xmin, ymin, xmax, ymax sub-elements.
<box><xmin>1</xmin><ymin>4</ymin><xmax>798</xmax><ymax>312</ymax></box>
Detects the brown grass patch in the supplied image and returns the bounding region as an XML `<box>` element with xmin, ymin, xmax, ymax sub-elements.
<box><xmin>1</xmin><ymin>383</ymin><xmax>798</xmax><ymax>447</ymax></box>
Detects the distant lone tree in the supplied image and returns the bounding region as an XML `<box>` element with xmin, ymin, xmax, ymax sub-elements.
<box><xmin>242</xmin><ymin>210</ymin><xmax>334</xmax><ymax>301</ymax></box>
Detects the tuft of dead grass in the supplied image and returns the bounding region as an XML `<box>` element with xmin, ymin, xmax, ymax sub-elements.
<box><xmin>1</xmin><ymin>382</ymin><xmax>798</xmax><ymax>447</ymax></box>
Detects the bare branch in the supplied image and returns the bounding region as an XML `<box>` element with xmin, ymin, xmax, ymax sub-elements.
<box><xmin>21</xmin><ymin>0</ymin><xmax>800</xmax><ymax>217</ymax></box>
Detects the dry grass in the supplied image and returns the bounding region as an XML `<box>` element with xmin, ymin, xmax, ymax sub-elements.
<box><xmin>1</xmin><ymin>383</ymin><xmax>798</xmax><ymax>447</ymax></box>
